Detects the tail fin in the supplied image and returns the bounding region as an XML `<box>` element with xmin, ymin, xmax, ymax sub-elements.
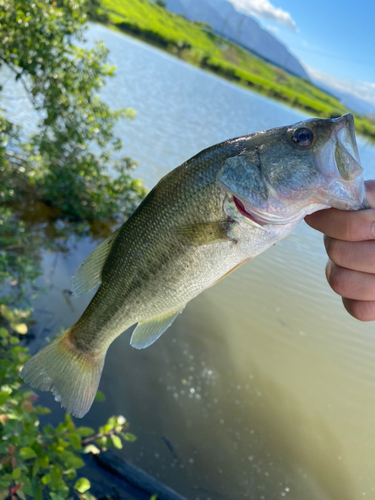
<box><xmin>21</xmin><ymin>329</ymin><xmax>105</xmax><ymax>418</ymax></box>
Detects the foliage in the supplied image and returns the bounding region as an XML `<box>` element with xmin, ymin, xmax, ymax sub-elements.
<box><xmin>86</xmin><ymin>0</ymin><xmax>109</xmax><ymax>22</ymax></box>
<box><xmin>100</xmin><ymin>0</ymin><xmax>375</xmax><ymax>140</ymax></box>
<box><xmin>155</xmin><ymin>0</ymin><xmax>166</xmax><ymax>7</ymax></box>
<box><xmin>0</xmin><ymin>304</ymin><xmax>136</xmax><ymax>499</ymax></box>
<box><xmin>0</xmin><ymin>208</ymin><xmax>41</xmax><ymax>305</ymax></box>
<box><xmin>0</xmin><ymin>0</ymin><xmax>147</xmax><ymax>223</ymax></box>
<box><xmin>0</xmin><ymin>4</ymin><xmax>145</xmax><ymax>498</ymax></box>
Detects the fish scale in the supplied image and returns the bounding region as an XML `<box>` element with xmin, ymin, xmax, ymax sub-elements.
<box><xmin>21</xmin><ymin>114</ymin><xmax>368</xmax><ymax>417</ymax></box>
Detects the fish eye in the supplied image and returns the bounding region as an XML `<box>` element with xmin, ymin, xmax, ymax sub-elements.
<box><xmin>292</xmin><ymin>127</ymin><xmax>313</xmax><ymax>147</ymax></box>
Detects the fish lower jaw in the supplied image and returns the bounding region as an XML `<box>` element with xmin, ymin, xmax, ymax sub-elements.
<box><xmin>231</xmin><ymin>195</ymin><xmax>328</xmax><ymax>227</ymax></box>
<box><xmin>232</xmin><ymin>196</ymin><xmax>266</xmax><ymax>226</ymax></box>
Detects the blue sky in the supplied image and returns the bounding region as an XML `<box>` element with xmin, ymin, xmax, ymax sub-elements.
<box><xmin>228</xmin><ymin>0</ymin><xmax>375</xmax><ymax>109</ymax></box>
<box><xmin>263</xmin><ymin>0</ymin><xmax>374</xmax><ymax>82</ymax></box>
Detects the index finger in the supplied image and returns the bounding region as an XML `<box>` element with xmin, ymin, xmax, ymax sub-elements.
<box><xmin>305</xmin><ymin>180</ymin><xmax>375</xmax><ymax>241</ymax></box>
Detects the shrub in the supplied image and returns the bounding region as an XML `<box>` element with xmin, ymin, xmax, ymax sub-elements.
<box><xmin>0</xmin><ymin>304</ymin><xmax>136</xmax><ymax>500</ymax></box>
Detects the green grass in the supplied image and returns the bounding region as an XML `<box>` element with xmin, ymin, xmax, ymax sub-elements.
<box><xmin>98</xmin><ymin>0</ymin><xmax>375</xmax><ymax>140</ymax></box>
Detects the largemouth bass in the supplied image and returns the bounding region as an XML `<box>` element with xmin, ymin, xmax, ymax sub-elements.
<box><xmin>21</xmin><ymin>114</ymin><xmax>367</xmax><ymax>417</ymax></box>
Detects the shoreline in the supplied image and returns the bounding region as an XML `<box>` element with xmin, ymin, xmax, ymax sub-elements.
<box><xmin>94</xmin><ymin>4</ymin><xmax>375</xmax><ymax>142</ymax></box>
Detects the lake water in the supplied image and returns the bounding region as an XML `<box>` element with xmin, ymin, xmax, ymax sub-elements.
<box><xmin>4</xmin><ymin>23</ymin><xmax>375</xmax><ymax>500</ymax></box>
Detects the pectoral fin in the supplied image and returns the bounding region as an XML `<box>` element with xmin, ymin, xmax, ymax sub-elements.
<box><xmin>71</xmin><ymin>227</ymin><xmax>121</xmax><ymax>297</ymax></box>
<box><xmin>174</xmin><ymin>221</ymin><xmax>235</xmax><ymax>246</ymax></box>
<box><xmin>130</xmin><ymin>306</ymin><xmax>186</xmax><ymax>349</ymax></box>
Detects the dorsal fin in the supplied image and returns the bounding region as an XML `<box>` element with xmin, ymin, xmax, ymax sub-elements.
<box><xmin>71</xmin><ymin>227</ymin><xmax>121</xmax><ymax>297</ymax></box>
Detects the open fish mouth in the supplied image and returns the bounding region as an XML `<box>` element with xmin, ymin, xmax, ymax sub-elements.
<box><xmin>232</xmin><ymin>195</ymin><xmax>265</xmax><ymax>225</ymax></box>
<box><xmin>316</xmin><ymin>113</ymin><xmax>368</xmax><ymax>210</ymax></box>
<box><xmin>231</xmin><ymin>193</ymin><xmax>329</xmax><ymax>226</ymax></box>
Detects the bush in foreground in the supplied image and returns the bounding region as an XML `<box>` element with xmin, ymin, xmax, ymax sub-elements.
<box><xmin>0</xmin><ymin>304</ymin><xmax>137</xmax><ymax>500</ymax></box>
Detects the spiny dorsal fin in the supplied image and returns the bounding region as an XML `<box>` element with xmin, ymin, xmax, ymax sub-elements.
<box><xmin>130</xmin><ymin>306</ymin><xmax>186</xmax><ymax>350</ymax></box>
<box><xmin>71</xmin><ymin>227</ymin><xmax>121</xmax><ymax>297</ymax></box>
<box><xmin>173</xmin><ymin>221</ymin><xmax>234</xmax><ymax>246</ymax></box>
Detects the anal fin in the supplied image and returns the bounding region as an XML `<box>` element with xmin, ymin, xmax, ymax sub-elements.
<box><xmin>130</xmin><ymin>306</ymin><xmax>186</xmax><ymax>350</ymax></box>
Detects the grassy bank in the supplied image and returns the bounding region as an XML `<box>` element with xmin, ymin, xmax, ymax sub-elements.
<box><xmin>97</xmin><ymin>0</ymin><xmax>375</xmax><ymax>140</ymax></box>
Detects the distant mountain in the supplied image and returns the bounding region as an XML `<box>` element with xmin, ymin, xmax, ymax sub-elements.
<box><xmin>308</xmin><ymin>77</ymin><xmax>375</xmax><ymax>116</ymax></box>
<box><xmin>164</xmin><ymin>0</ymin><xmax>309</xmax><ymax>79</ymax></box>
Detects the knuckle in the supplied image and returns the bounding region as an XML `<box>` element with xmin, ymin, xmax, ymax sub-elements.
<box><xmin>349</xmin><ymin>302</ymin><xmax>366</xmax><ymax>321</ymax></box>
<box><xmin>324</xmin><ymin>237</ymin><xmax>342</xmax><ymax>265</ymax></box>
<box><xmin>326</xmin><ymin>263</ymin><xmax>348</xmax><ymax>296</ymax></box>
<box><xmin>344</xmin><ymin>299</ymin><xmax>375</xmax><ymax>322</ymax></box>
<box><xmin>340</xmin><ymin>213</ymin><xmax>375</xmax><ymax>241</ymax></box>
<box><xmin>341</xmin><ymin>218</ymin><xmax>361</xmax><ymax>241</ymax></box>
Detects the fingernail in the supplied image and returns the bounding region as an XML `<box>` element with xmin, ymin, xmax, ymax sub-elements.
<box><xmin>371</xmin><ymin>222</ymin><xmax>375</xmax><ymax>239</ymax></box>
<box><xmin>325</xmin><ymin>259</ymin><xmax>332</xmax><ymax>279</ymax></box>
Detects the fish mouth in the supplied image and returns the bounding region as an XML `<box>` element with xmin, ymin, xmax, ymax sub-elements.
<box><xmin>316</xmin><ymin>113</ymin><xmax>368</xmax><ymax>210</ymax></box>
<box><xmin>231</xmin><ymin>194</ymin><xmax>311</xmax><ymax>226</ymax></box>
<box><xmin>232</xmin><ymin>196</ymin><xmax>265</xmax><ymax>225</ymax></box>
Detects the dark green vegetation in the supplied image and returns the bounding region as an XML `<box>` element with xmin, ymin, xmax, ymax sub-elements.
<box><xmin>0</xmin><ymin>1</ymin><xmax>146</xmax><ymax>497</ymax></box>
<box><xmin>0</xmin><ymin>314</ymin><xmax>136</xmax><ymax>499</ymax></box>
<box><xmin>0</xmin><ymin>0</ymin><xmax>146</xmax><ymax>224</ymax></box>
<box><xmin>99</xmin><ymin>0</ymin><xmax>375</xmax><ymax>140</ymax></box>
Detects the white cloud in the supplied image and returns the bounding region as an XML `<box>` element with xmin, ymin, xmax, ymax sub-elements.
<box><xmin>227</xmin><ymin>0</ymin><xmax>297</xmax><ymax>32</ymax></box>
<box><xmin>264</xmin><ymin>24</ymin><xmax>280</xmax><ymax>34</ymax></box>
<box><xmin>306</xmin><ymin>65</ymin><xmax>375</xmax><ymax>112</ymax></box>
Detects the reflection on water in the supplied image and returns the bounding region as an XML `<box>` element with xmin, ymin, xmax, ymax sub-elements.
<box><xmin>8</xmin><ymin>24</ymin><xmax>375</xmax><ymax>500</ymax></box>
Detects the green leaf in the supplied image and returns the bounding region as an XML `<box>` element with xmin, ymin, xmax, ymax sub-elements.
<box><xmin>41</xmin><ymin>474</ymin><xmax>51</xmax><ymax>485</ymax></box>
<box><xmin>34</xmin><ymin>405</ymin><xmax>51</xmax><ymax>415</ymax></box>
<box><xmin>50</xmin><ymin>486</ymin><xmax>69</xmax><ymax>500</ymax></box>
<box><xmin>33</xmin><ymin>483</ymin><xmax>43</xmax><ymax>500</ymax></box>
<box><xmin>77</xmin><ymin>426</ymin><xmax>95</xmax><ymax>437</ymax></box>
<box><xmin>68</xmin><ymin>432</ymin><xmax>82</xmax><ymax>450</ymax></box>
<box><xmin>36</xmin><ymin>455</ymin><xmax>50</xmax><ymax>468</ymax></box>
<box><xmin>60</xmin><ymin>451</ymin><xmax>85</xmax><ymax>469</ymax></box>
<box><xmin>111</xmin><ymin>435</ymin><xmax>122</xmax><ymax>449</ymax></box>
<box><xmin>12</xmin><ymin>468</ymin><xmax>21</xmax><ymax>479</ymax></box>
<box><xmin>63</xmin><ymin>468</ymin><xmax>77</xmax><ymax>480</ymax></box>
<box><xmin>17</xmin><ymin>490</ymin><xmax>27</xmax><ymax>500</ymax></box>
<box><xmin>0</xmin><ymin>328</ymin><xmax>8</xmax><ymax>338</ymax></box>
<box><xmin>32</xmin><ymin>483</ymin><xmax>43</xmax><ymax>500</ymax></box>
<box><xmin>150</xmin><ymin>495</ymin><xmax>158</xmax><ymax>500</ymax></box>
<box><xmin>19</xmin><ymin>475</ymin><xmax>32</xmax><ymax>495</ymax></box>
<box><xmin>94</xmin><ymin>390</ymin><xmax>106</xmax><ymax>402</ymax></box>
<box><xmin>0</xmin><ymin>305</ymin><xmax>14</xmax><ymax>321</ymax></box>
<box><xmin>0</xmin><ymin>392</ymin><xmax>9</xmax><ymax>405</ymax></box>
<box><xmin>32</xmin><ymin>461</ymin><xmax>40</xmax><ymax>478</ymax></box>
<box><xmin>74</xmin><ymin>477</ymin><xmax>91</xmax><ymax>493</ymax></box>
<box><xmin>50</xmin><ymin>464</ymin><xmax>63</xmax><ymax>490</ymax></box>
<box><xmin>64</xmin><ymin>412</ymin><xmax>75</xmax><ymax>430</ymax></box>
<box><xmin>19</xmin><ymin>447</ymin><xmax>37</xmax><ymax>460</ymax></box>
<box><xmin>123</xmin><ymin>432</ymin><xmax>137</xmax><ymax>442</ymax></box>
<box><xmin>96</xmin><ymin>436</ymin><xmax>108</xmax><ymax>448</ymax></box>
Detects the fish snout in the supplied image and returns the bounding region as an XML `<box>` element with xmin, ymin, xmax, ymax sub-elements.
<box><xmin>314</xmin><ymin>114</ymin><xmax>368</xmax><ymax>211</ymax></box>
<box><xmin>332</xmin><ymin>113</ymin><xmax>362</xmax><ymax>180</ymax></box>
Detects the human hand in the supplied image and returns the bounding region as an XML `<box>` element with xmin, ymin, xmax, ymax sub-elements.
<box><xmin>305</xmin><ymin>180</ymin><xmax>375</xmax><ymax>322</ymax></box>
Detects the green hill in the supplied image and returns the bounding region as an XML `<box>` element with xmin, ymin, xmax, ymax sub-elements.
<box><xmin>96</xmin><ymin>0</ymin><xmax>375</xmax><ymax>140</ymax></box>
